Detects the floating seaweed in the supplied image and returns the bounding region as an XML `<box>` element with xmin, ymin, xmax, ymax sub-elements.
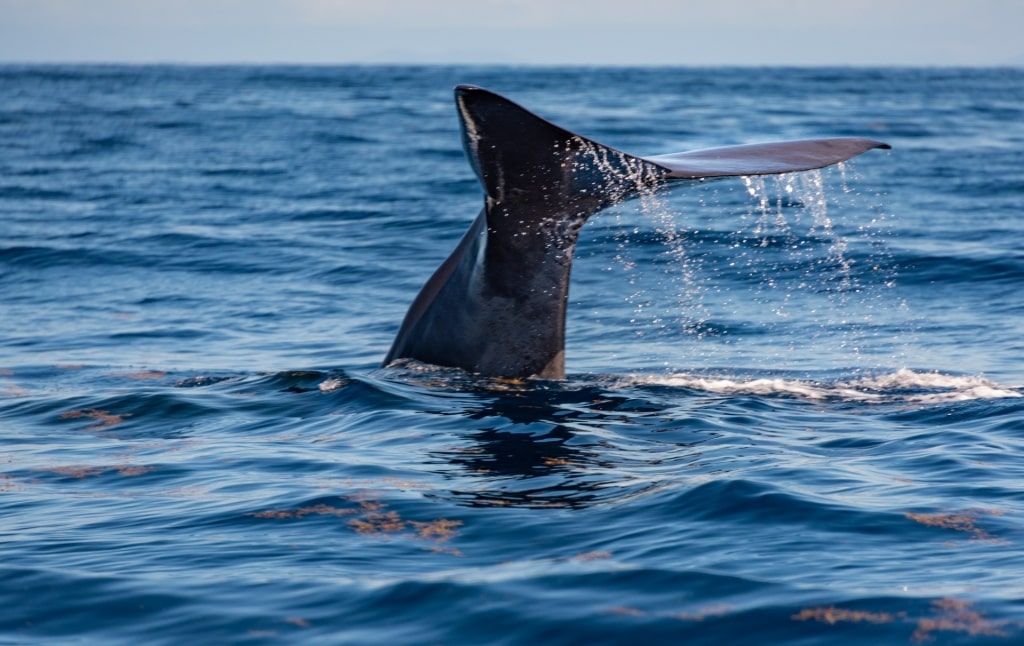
<box><xmin>59</xmin><ymin>408</ymin><xmax>132</xmax><ymax>430</ymax></box>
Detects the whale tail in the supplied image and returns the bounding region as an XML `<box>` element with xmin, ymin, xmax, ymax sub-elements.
<box><xmin>383</xmin><ymin>87</ymin><xmax>889</xmax><ymax>379</ymax></box>
<box><xmin>455</xmin><ymin>84</ymin><xmax>889</xmax><ymax>214</ymax></box>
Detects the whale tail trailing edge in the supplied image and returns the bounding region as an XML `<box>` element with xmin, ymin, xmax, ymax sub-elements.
<box><xmin>645</xmin><ymin>137</ymin><xmax>891</xmax><ymax>179</ymax></box>
<box><xmin>383</xmin><ymin>86</ymin><xmax>889</xmax><ymax>379</ymax></box>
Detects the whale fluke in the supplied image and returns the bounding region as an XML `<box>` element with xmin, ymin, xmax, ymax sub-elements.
<box><xmin>383</xmin><ymin>86</ymin><xmax>889</xmax><ymax>379</ymax></box>
<box><xmin>646</xmin><ymin>138</ymin><xmax>891</xmax><ymax>179</ymax></box>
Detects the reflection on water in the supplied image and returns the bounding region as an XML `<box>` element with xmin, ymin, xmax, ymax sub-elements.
<box><xmin>416</xmin><ymin>377</ymin><xmax>708</xmax><ymax>509</ymax></box>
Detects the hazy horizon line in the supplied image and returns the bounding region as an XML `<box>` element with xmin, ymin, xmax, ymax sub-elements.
<box><xmin>3</xmin><ymin>60</ymin><xmax>1022</xmax><ymax>69</ymax></box>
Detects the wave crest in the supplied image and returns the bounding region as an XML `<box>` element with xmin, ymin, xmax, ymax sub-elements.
<box><xmin>622</xmin><ymin>368</ymin><xmax>1021</xmax><ymax>403</ymax></box>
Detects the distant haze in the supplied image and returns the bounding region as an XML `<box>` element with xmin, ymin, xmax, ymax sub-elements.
<box><xmin>1</xmin><ymin>0</ymin><xmax>1022</xmax><ymax>66</ymax></box>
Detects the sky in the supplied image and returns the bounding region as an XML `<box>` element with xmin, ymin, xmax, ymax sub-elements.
<box><xmin>1</xmin><ymin>0</ymin><xmax>1022</xmax><ymax>67</ymax></box>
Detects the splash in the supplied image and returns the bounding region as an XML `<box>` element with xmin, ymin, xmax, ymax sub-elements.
<box><xmin>583</xmin><ymin>163</ymin><xmax>902</xmax><ymax>373</ymax></box>
<box><xmin>723</xmin><ymin>168</ymin><xmax>895</xmax><ymax>355</ymax></box>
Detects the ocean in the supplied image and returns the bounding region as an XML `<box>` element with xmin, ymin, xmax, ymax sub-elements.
<box><xmin>2</xmin><ymin>65</ymin><xmax>1023</xmax><ymax>644</ymax></box>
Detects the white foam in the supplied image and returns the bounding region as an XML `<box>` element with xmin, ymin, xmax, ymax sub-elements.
<box><xmin>620</xmin><ymin>368</ymin><xmax>1021</xmax><ymax>404</ymax></box>
<box><xmin>318</xmin><ymin>377</ymin><xmax>348</xmax><ymax>393</ymax></box>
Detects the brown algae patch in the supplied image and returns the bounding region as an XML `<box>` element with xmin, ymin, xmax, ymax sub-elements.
<box><xmin>905</xmin><ymin>509</ymin><xmax>1007</xmax><ymax>543</ymax></box>
<box><xmin>43</xmin><ymin>464</ymin><xmax>156</xmax><ymax>479</ymax></box>
<box><xmin>59</xmin><ymin>408</ymin><xmax>132</xmax><ymax>430</ymax></box>
<box><xmin>250</xmin><ymin>494</ymin><xmax>464</xmax><ymax>553</ymax></box>
<box><xmin>119</xmin><ymin>370</ymin><xmax>167</xmax><ymax>380</ymax></box>
<box><xmin>912</xmin><ymin>598</ymin><xmax>1010</xmax><ymax>643</ymax></box>
<box><xmin>793</xmin><ymin>606</ymin><xmax>897</xmax><ymax>625</ymax></box>
<box><xmin>793</xmin><ymin>597</ymin><xmax>1015</xmax><ymax>642</ymax></box>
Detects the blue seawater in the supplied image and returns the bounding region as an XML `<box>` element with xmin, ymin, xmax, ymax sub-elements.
<box><xmin>2</xmin><ymin>65</ymin><xmax>1024</xmax><ymax>644</ymax></box>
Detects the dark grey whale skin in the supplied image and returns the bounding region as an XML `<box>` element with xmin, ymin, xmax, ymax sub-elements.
<box><xmin>383</xmin><ymin>86</ymin><xmax>889</xmax><ymax>379</ymax></box>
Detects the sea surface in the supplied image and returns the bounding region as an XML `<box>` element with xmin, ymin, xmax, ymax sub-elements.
<box><xmin>2</xmin><ymin>65</ymin><xmax>1024</xmax><ymax>644</ymax></box>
